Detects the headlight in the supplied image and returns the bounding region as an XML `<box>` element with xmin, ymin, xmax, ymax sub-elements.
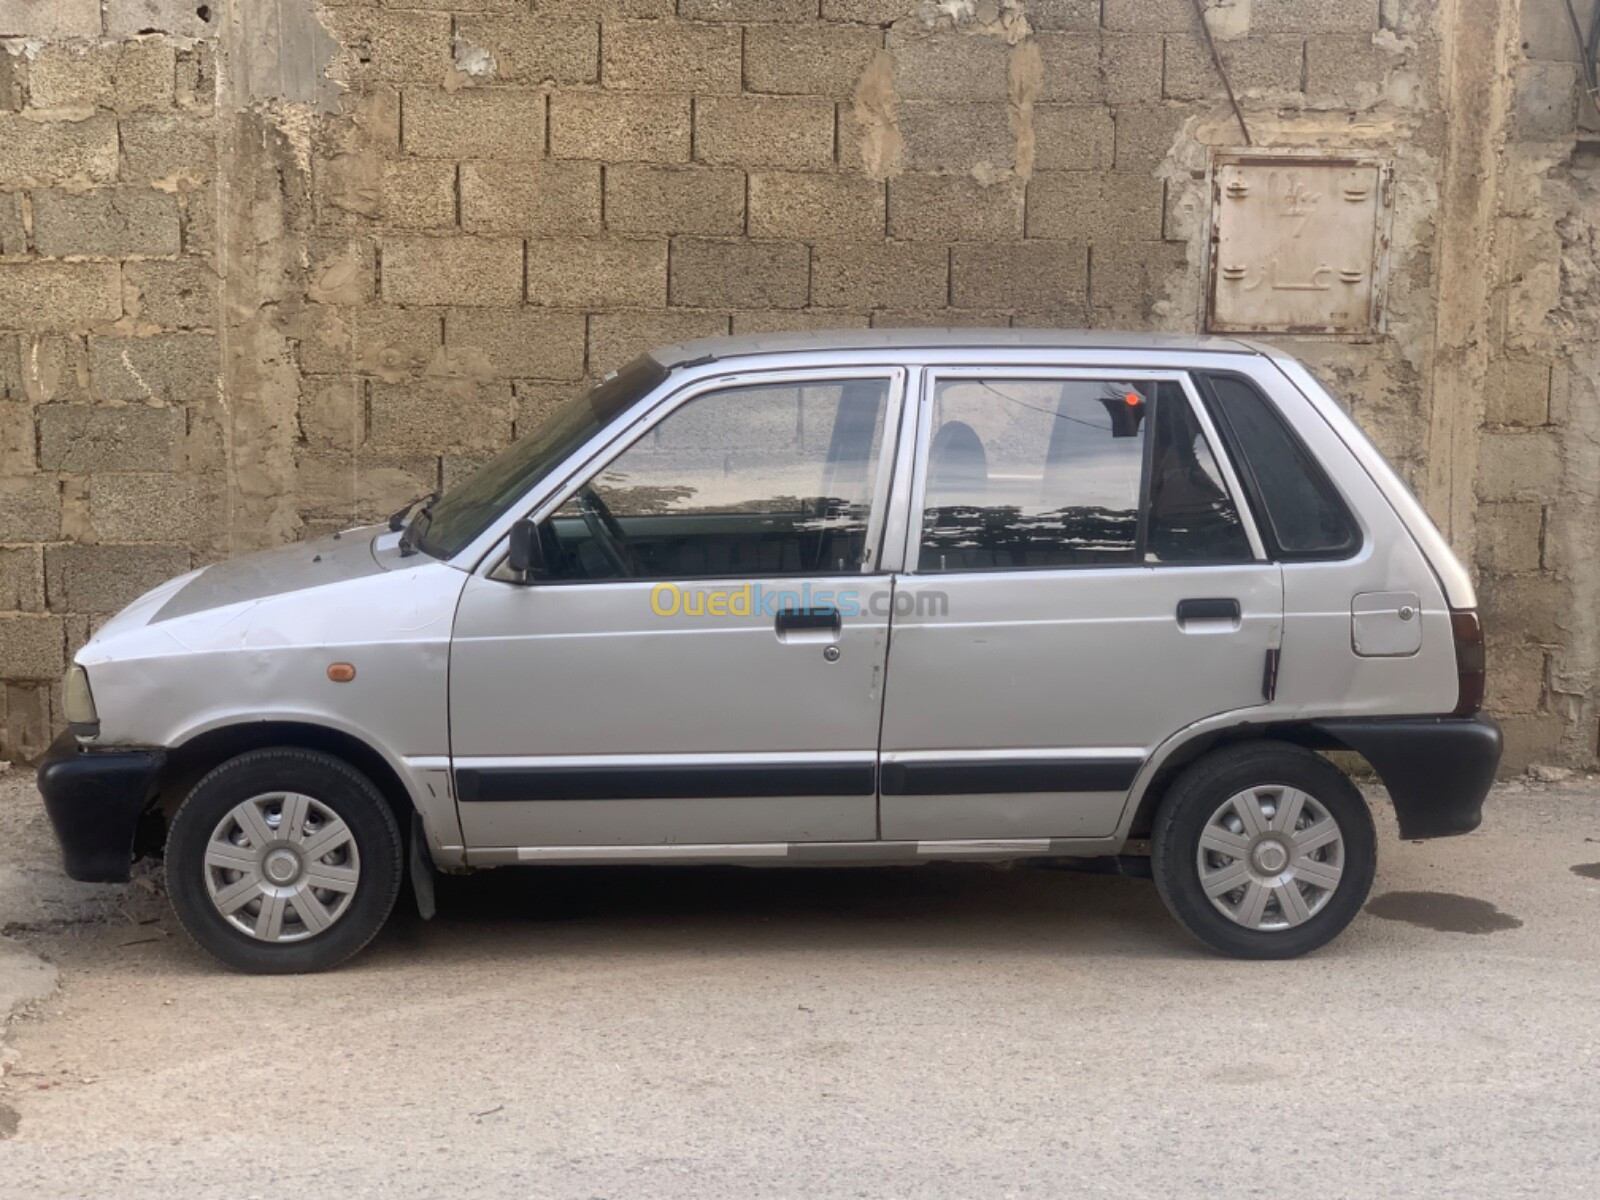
<box><xmin>63</xmin><ymin>665</ymin><xmax>99</xmax><ymax>736</ymax></box>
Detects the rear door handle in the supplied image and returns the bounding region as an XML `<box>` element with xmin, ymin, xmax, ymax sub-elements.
<box><xmin>775</xmin><ymin>609</ymin><xmax>841</xmax><ymax>642</ymax></box>
<box><xmin>1176</xmin><ymin>597</ymin><xmax>1241</xmax><ymax>623</ymax></box>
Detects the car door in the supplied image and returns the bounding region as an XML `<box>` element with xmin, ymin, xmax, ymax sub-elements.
<box><xmin>877</xmin><ymin>367</ymin><xmax>1283</xmax><ymax>843</ymax></box>
<box><xmin>449</xmin><ymin>367</ymin><xmax>905</xmax><ymax>856</ymax></box>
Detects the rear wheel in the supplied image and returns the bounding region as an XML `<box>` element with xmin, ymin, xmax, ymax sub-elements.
<box><xmin>165</xmin><ymin>748</ymin><xmax>403</xmax><ymax>974</ymax></box>
<box><xmin>1151</xmin><ymin>741</ymin><xmax>1376</xmax><ymax>959</ymax></box>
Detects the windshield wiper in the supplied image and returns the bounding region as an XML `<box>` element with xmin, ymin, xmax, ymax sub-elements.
<box><xmin>393</xmin><ymin>492</ymin><xmax>439</xmax><ymax>557</ymax></box>
<box><xmin>388</xmin><ymin>492</ymin><xmax>438</xmax><ymax>533</ymax></box>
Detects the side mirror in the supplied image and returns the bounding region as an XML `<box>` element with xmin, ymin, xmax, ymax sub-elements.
<box><xmin>507</xmin><ymin>518</ymin><xmax>545</xmax><ymax>580</ymax></box>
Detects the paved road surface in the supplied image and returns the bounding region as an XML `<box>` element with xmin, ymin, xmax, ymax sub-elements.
<box><xmin>1</xmin><ymin>766</ymin><xmax>1597</xmax><ymax>1199</ymax></box>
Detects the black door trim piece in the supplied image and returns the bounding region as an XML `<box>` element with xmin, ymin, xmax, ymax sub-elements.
<box><xmin>457</xmin><ymin>761</ymin><xmax>876</xmax><ymax>803</ymax></box>
<box><xmin>880</xmin><ymin>757</ymin><xmax>1143</xmax><ymax>797</ymax></box>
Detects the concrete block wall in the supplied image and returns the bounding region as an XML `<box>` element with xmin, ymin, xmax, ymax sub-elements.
<box><xmin>0</xmin><ymin>3</ymin><xmax>221</xmax><ymax>758</ymax></box>
<box><xmin>0</xmin><ymin>0</ymin><xmax>1594</xmax><ymax>773</ymax></box>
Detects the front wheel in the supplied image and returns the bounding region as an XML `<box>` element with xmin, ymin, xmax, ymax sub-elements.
<box><xmin>165</xmin><ymin>748</ymin><xmax>403</xmax><ymax>973</ymax></box>
<box><xmin>1151</xmin><ymin>741</ymin><xmax>1376</xmax><ymax>960</ymax></box>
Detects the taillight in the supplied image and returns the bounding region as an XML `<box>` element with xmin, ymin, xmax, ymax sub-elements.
<box><xmin>1451</xmin><ymin>609</ymin><xmax>1485</xmax><ymax>716</ymax></box>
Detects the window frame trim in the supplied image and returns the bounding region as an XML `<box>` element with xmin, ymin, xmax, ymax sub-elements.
<box><xmin>1192</xmin><ymin>369</ymin><xmax>1365</xmax><ymax>563</ymax></box>
<box><xmin>900</xmin><ymin>366</ymin><xmax>1266</xmax><ymax>577</ymax></box>
<box><xmin>486</xmin><ymin>364</ymin><xmax>908</xmax><ymax>586</ymax></box>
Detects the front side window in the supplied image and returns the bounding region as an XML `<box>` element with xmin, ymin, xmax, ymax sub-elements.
<box><xmin>540</xmin><ymin>377</ymin><xmax>892</xmax><ymax>581</ymax></box>
<box><xmin>917</xmin><ymin>377</ymin><xmax>1148</xmax><ymax>572</ymax></box>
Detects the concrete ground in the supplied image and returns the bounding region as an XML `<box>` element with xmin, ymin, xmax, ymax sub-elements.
<box><xmin>0</xmin><ymin>764</ymin><xmax>1597</xmax><ymax>1200</ymax></box>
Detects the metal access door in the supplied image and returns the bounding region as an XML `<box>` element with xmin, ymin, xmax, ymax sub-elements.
<box><xmin>876</xmin><ymin>367</ymin><xmax>1285</xmax><ymax>843</ymax></box>
<box><xmin>449</xmin><ymin>367</ymin><xmax>906</xmax><ymax>857</ymax></box>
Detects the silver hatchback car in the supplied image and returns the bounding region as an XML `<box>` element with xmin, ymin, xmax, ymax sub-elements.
<box><xmin>38</xmin><ymin>331</ymin><xmax>1501</xmax><ymax>973</ymax></box>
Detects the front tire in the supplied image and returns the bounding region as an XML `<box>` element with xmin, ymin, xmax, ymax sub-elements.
<box><xmin>1151</xmin><ymin>741</ymin><xmax>1376</xmax><ymax>960</ymax></box>
<box><xmin>165</xmin><ymin>748</ymin><xmax>403</xmax><ymax>974</ymax></box>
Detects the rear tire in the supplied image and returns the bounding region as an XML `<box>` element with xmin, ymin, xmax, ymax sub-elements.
<box><xmin>165</xmin><ymin>748</ymin><xmax>403</xmax><ymax>974</ymax></box>
<box><xmin>1151</xmin><ymin>741</ymin><xmax>1376</xmax><ymax>960</ymax></box>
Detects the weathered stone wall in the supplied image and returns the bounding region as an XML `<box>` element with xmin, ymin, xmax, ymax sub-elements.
<box><xmin>0</xmin><ymin>0</ymin><xmax>1594</xmax><ymax>773</ymax></box>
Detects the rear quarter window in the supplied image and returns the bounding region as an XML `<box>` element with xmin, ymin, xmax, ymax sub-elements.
<box><xmin>1198</xmin><ymin>373</ymin><xmax>1361</xmax><ymax>560</ymax></box>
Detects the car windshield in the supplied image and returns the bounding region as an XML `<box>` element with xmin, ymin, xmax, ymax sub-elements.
<box><xmin>411</xmin><ymin>355</ymin><xmax>669</xmax><ymax>561</ymax></box>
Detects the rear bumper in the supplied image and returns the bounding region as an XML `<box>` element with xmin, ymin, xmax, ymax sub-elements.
<box><xmin>1311</xmin><ymin>716</ymin><xmax>1502</xmax><ymax>840</ymax></box>
<box><xmin>36</xmin><ymin>731</ymin><xmax>166</xmax><ymax>883</ymax></box>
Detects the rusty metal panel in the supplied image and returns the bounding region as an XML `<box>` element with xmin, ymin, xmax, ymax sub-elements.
<box><xmin>1206</xmin><ymin>154</ymin><xmax>1393</xmax><ymax>335</ymax></box>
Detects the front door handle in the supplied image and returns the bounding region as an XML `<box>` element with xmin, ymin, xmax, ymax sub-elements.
<box><xmin>1176</xmin><ymin>597</ymin><xmax>1241</xmax><ymax>624</ymax></box>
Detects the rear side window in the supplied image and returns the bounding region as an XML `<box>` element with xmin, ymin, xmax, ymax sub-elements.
<box><xmin>1199</xmin><ymin>374</ymin><xmax>1360</xmax><ymax>559</ymax></box>
<box><xmin>1145</xmin><ymin>381</ymin><xmax>1253</xmax><ymax>564</ymax></box>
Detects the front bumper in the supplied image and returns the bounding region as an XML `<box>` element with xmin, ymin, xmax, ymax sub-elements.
<box><xmin>36</xmin><ymin>731</ymin><xmax>166</xmax><ymax>883</ymax></box>
<box><xmin>1311</xmin><ymin>716</ymin><xmax>1503</xmax><ymax>840</ymax></box>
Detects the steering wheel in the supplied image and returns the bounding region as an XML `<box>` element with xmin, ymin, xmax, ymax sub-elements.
<box><xmin>576</xmin><ymin>486</ymin><xmax>644</xmax><ymax>577</ymax></box>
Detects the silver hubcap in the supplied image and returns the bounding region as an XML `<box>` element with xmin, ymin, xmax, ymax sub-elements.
<box><xmin>203</xmin><ymin>792</ymin><xmax>361</xmax><ymax>943</ymax></box>
<box><xmin>1197</xmin><ymin>785</ymin><xmax>1345</xmax><ymax>931</ymax></box>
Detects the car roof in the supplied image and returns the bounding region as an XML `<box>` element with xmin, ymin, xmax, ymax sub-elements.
<box><xmin>651</xmin><ymin>327</ymin><xmax>1260</xmax><ymax>367</ymax></box>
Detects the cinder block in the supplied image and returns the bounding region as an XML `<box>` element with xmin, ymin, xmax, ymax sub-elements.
<box><xmin>1304</xmin><ymin>35</ymin><xmax>1401</xmax><ymax>105</ymax></box>
<box><xmin>602</xmin><ymin>20</ymin><xmax>741</xmax><ymax>93</ymax></box>
<box><xmin>951</xmin><ymin>242</ymin><xmax>1088</xmax><ymax>310</ymax></box>
<box><xmin>1112</xmin><ymin>105</ymin><xmax>1191</xmax><ymax>171</ymax></box>
<box><xmin>899</xmin><ymin>102</ymin><xmax>1016</xmax><ymax>173</ymax></box>
<box><xmin>887</xmin><ymin>175</ymin><xmax>1025</xmax><ymax>241</ymax></box>
<box><xmin>0</xmin><ymin>478</ymin><xmax>60</xmax><ymax>543</ymax></box>
<box><xmin>821</xmin><ymin>0</ymin><xmax>909</xmax><ymax>20</ymax></box>
<box><xmin>810</xmin><ymin>242</ymin><xmax>948</xmax><ymax>310</ymax></box>
<box><xmin>1251</xmin><ymin>0</ymin><xmax>1379</xmax><ymax>34</ymax></box>
<box><xmin>525</xmin><ymin>239</ymin><xmax>667</xmax><ymax>307</ymax></box>
<box><xmin>744</xmin><ymin>24</ymin><xmax>883</xmax><ymax>95</ymax></box>
<box><xmin>444</xmin><ymin>309</ymin><xmax>587</xmax><ymax>379</ymax></box>
<box><xmin>695</xmin><ymin>96</ymin><xmax>835</xmax><ymax>169</ymax></box>
<box><xmin>323</xmin><ymin>10</ymin><xmax>453</xmax><ymax>84</ymax></box>
<box><xmin>1477</xmin><ymin>502</ymin><xmax>1545</xmax><ymax>575</ymax></box>
<box><xmin>1035</xmin><ymin>33</ymin><xmax>1163</xmax><ymax>104</ymax></box>
<box><xmin>307</xmin><ymin>236</ymin><xmax>375</xmax><ymax>306</ymax></box>
<box><xmin>1034</xmin><ymin>105</ymin><xmax>1115</xmax><ymax>170</ymax></box>
<box><xmin>120</xmin><ymin>114</ymin><xmax>216</xmax><ymax>181</ymax></box>
<box><xmin>402</xmin><ymin>89</ymin><xmax>545</xmax><ymax>158</ymax></box>
<box><xmin>460</xmin><ymin>161</ymin><xmax>602</xmax><ymax>235</ymax></box>
<box><xmin>378</xmin><ymin>159</ymin><xmax>458</xmax><ymax>229</ymax></box>
<box><xmin>0</xmin><ymin>113</ymin><xmax>119</xmax><ymax>185</ymax></box>
<box><xmin>454</xmin><ymin>16</ymin><xmax>599</xmax><ymax>84</ymax></box>
<box><xmin>0</xmin><ymin>547</ymin><xmax>44</xmax><ymax>613</ymax></box>
<box><xmin>1495</xmin><ymin>714</ymin><xmax>1566</xmax><ymax>773</ymax></box>
<box><xmin>587</xmin><ymin>310</ymin><xmax>731</xmax><ymax>374</ymax></box>
<box><xmin>1476</xmin><ymin>431</ymin><xmax>1561</xmax><ymax>502</ymax></box>
<box><xmin>749</xmin><ymin>171</ymin><xmax>885</xmax><ymax>240</ymax></box>
<box><xmin>1510</xmin><ymin>62</ymin><xmax>1579</xmax><ymax>142</ymax></box>
<box><xmin>680</xmin><ymin>0</ymin><xmax>815</xmax><ymax>19</ymax></box>
<box><xmin>0</xmin><ymin>193</ymin><xmax>22</xmax><ymax>254</ymax></box>
<box><xmin>37</xmin><ymin>404</ymin><xmax>184</xmax><ymax>473</ymax></box>
<box><xmin>1089</xmin><ymin>240</ymin><xmax>1189</xmax><ymax>322</ymax></box>
<box><xmin>31</xmin><ymin>189</ymin><xmax>182</xmax><ymax>257</ymax></box>
<box><xmin>537</xmin><ymin>0</ymin><xmax>673</xmax><ymax>15</ymax></box>
<box><xmin>606</xmin><ymin>165</ymin><xmax>746</xmax><ymax>236</ymax></box>
<box><xmin>731</xmin><ymin>309</ymin><xmax>872</xmax><ymax>334</ymax></box>
<box><xmin>25</xmin><ymin>40</ymin><xmax>177</xmax><ymax>111</ymax></box>
<box><xmin>550</xmin><ymin>92</ymin><xmax>691</xmax><ymax>162</ymax></box>
<box><xmin>105</xmin><ymin>0</ymin><xmax>215</xmax><ymax>37</ymax></box>
<box><xmin>1485</xmin><ymin>358</ymin><xmax>1552</xmax><ymax>426</ymax></box>
<box><xmin>45</xmin><ymin>544</ymin><xmax>191</xmax><ymax>616</ymax></box>
<box><xmin>298</xmin><ymin>305</ymin><xmax>439</xmax><ymax>378</ymax></box>
<box><xmin>0</xmin><ymin>615</ymin><xmax>63</xmax><ymax>679</ymax></box>
<box><xmin>123</xmin><ymin>260</ymin><xmax>220</xmax><ymax>330</ymax></box>
<box><xmin>299</xmin><ymin>380</ymin><xmax>360</xmax><ymax>452</ymax></box>
<box><xmin>0</xmin><ymin>0</ymin><xmax>100</xmax><ymax>37</ymax></box>
<box><xmin>1165</xmin><ymin>34</ymin><xmax>1304</xmax><ymax>100</ymax></box>
<box><xmin>381</xmin><ymin>236</ymin><xmax>524</xmax><ymax>306</ymax></box>
<box><xmin>886</xmin><ymin>29</ymin><xmax>1011</xmax><ymax>102</ymax></box>
<box><xmin>669</xmin><ymin>238</ymin><xmax>810</xmax><ymax>309</ymax></box>
<box><xmin>89</xmin><ymin>334</ymin><xmax>217</xmax><ymax>403</ymax></box>
<box><xmin>1479</xmin><ymin>573</ymin><xmax>1566</xmax><ymax>646</ymax></box>
<box><xmin>366</xmin><ymin>380</ymin><xmax>515</xmax><ymax>453</ymax></box>
<box><xmin>1102</xmin><ymin>0</ymin><xmax>1195</xmax><ymax>30</ymax></box>
<box><xmin>1029</xmin><ymin>0</ymin><xmax>1102</xmax><ymax>29</ymax></box>
<box><xmin>1027</xmin><ymin>171</ymin><xmax>1164</xmax><ymax>241</ymax></box>
<box><xmin>0</xmin><ymin>262</ymin><xmax>122</xmax><ymax>329</ymax></box>
<box><xmin>515</xmin><ymin>380</ymin><xmax>579</xmax><ymax>435</ymax></box>
<box><xmin>89</xmin><ymin>473</ymin><xmax>215</xmax><ymax>544</ymax></box>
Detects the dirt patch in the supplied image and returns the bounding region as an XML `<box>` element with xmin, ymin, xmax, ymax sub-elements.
<box><xmin>1366</xmin><ymin>891</ymin><xmax>1523</xmax><ymax>934</ymax></box>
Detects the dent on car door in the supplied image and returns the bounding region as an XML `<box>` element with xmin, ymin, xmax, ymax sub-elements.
<box><xmin>448</xmin><ymin>369</ymin><xmax>905</xmax><ymax>856</ymax></box>
<box><xmin>878</xmin><ymin>370</ymin><xmax>1284</xmax><ymax>844</ymax></box>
